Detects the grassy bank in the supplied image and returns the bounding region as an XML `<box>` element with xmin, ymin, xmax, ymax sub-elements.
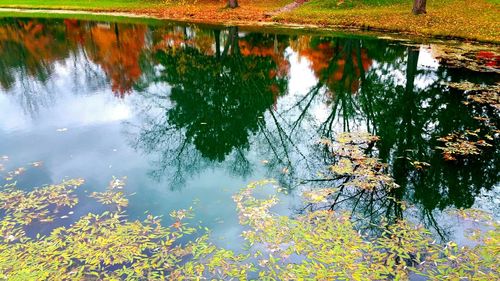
<box><xmin>0</xmin><ymin>0</ymin><xmax>159</xmax><ymax>10</ymax></box>
<box><xmin>0</xmin><ymin>0</ymin><xmax>498</xmax><ymax>42</ymax></box>
<box><xmin>0</xmin><ymin>0</ymin><xmax>291</xmax><ymax>23</ymax></box>
<box><xmin>280</xmin><ymin>0</ymin><xmax>500</xmax><ymax>42</ymax></box>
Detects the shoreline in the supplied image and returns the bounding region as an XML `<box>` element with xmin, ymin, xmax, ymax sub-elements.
<box><xmin>0</xmin><ymin>6</ymin><xmax>499</xmax><ymax>45</ymax></box>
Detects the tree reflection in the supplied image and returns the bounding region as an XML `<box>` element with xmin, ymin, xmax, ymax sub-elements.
<box><xmin>301</xmin><ymin>41</ymin><xmax>499</xmax><ymax>237</ymax></box>
<box><xmin>0</xmin><ymin>19</ymin><xmax>72</xmax><ymax>115</ymax></box>
<box><xmin>0</xmin><ymin>18</ymin><xmax>147</xmax><ymax>104</ymax></box>
<box><xmin>158</xmin><ymin>30</ymin><xmax>285</xmax><ymax>161</ymax></box>
<box><xmin>0</xmin><ymin>19</ymin><xmax>71</xmax><ymax>89</ymax></box>
<box><xmin>131</xmin><ymin>27</ymin><xmax>289</xmax><ymax>183</ymax></box>
<box><xmin>131</xmin><ymin>29</ymin><xmax>498</xmax><ymax>225</ymax></box>
<box><xmin>84</xmin><ymin>22</ymin><xmax>146</xmax><ymax>97</ymax></box>
<box><xmin>368</xmin><ymin>47</ymin><xmax>498</xmax><ymax>212</ymax></box>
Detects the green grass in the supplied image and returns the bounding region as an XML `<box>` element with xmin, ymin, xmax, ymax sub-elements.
<box><xmin>0</xmin><ymin>0</ymin><xmax>166</xmax><ymax>24</ymax></box>
<box><xmin>0</xmin><ymin>11</ymin><xmax>166</xmax><ymax>24</ymax></box>
<box><xmin>0</xmin><ymin>0</ymin><xmax>161</xmax><ymax>10</ymax></box>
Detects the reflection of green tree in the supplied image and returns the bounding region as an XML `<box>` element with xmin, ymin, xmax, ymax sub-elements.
<box><xmin>154</xmin><ymin>28</ymin><xmax>287</xmax><ymax>161</ymax></box>
<box><xmin>130</xmin><ymin>28</ymin><xmax>290</xmax><ymax>186</ymax></box>
<box><xmin>290</xmin><ymin>37</ymin><xmax>375</xmax><ymax>135</ymax></box>
<box><xmin>368</xmin><ymin>48</ymin><xmax>498</xmax><ymax>212</ymax></box>
<box><xmin>297</xmin><ymin>40</ymin><xmax>499</xmax><ymax>235</ymax></box>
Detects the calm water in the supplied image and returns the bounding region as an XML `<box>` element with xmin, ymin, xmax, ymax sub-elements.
<box><xmin>0</xmin><ymin>17</ymin><xmax>498</xmax><ymax>247</ymax></box>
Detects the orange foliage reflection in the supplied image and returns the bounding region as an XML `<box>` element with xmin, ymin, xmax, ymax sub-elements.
<box><xmin>294</xmin><ymin>37</ymin><xmax>372</xmax><ymax>94</ymax></box>
<box><xmin>238</xmin><ymin>38</ymin><xmax>290</xmax><ymax>107</ymax></box>
<box><xmin>86</xmin><ymin>24</ymin><xmax>146</xmax><ymax>97</ymax></box>
<box><xmin>0</xmin><ymin>19</ymin><xmax>146</xmax><ymax>96</ymax></box>
<box><xmin>0</xmin><ymin>20</ymin><xmax>70</xmax><ymax>79</ymax></box>
<box><xmin>154</xmin><ymin>27</ymin><xmax>214</xmax><ymax>55</ymax></box>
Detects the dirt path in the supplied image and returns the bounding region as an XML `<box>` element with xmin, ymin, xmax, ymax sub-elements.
<box><xmin>265</xmin><ymin>0</ymin><xmax>308</xmax><ymax>17</ymax></box>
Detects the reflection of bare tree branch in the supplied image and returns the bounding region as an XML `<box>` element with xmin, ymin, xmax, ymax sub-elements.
<box><xmin>289</xmin><ymin>83</ymin><xmax>323</xmax><ymax>134</ymax></box>
<box><xmin>423</xmin><ymin>209</ymin><xmax>449</xmax><ymax>241</ymax></box>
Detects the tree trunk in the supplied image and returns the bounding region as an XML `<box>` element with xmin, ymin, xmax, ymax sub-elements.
<box><xmin>227</xmin><ymin>0</ymin><xmax>238</xmax><ymax>8</ymax></box>
<box><xmin>214</xmin><ymin>30</ymin><xmax>221</xmax><ymax>59</ymax></box>
<box><xmin>405</xmin><ymin>47</ymin><xmax>419</xmax><ymax>94</ymax></box>
<box><xmin>114</xmin><ymin>23</ymin><xmax>120</xmax><ymax>47</ymax></box>
<box><xmin>390</xmin><ymin>46</ymin><xmax>420</xmax><ymax>221</ymax></box>
<box><xmin>221</xmin><ymin>27</ymin><xmax>239</xmax><ymax>58</ymax></box>
<box><xmin>229</xmin><ymin>27</ymin><xmax>240</xmax><ymax>56</ymax></box>
<box><xmin>412</xmin><ymin>0</ymin><xmax>426</xmax><ymax>15</ymax></box>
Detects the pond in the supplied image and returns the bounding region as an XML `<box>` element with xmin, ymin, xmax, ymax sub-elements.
<box><xmin>0</xmin><ymin>16</ymin><xmax>498</xmax><ymax>253</ymax></box>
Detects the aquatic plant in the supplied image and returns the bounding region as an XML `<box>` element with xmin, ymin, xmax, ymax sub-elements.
<box><xmin>233</xmin><ymin>180</ymin><xmax>499</xmax><ymax>280</ymax></box>
<box><xmin>437</xmin><ymin>129</ymin><xmax>493</xmax><ymax>161</ymax></box>
<box><xmin>0</xmin><ymin>178</ymin><xmax>84</xmax><ymax>226</ymax></box>
<box><xmin>90</xmin><ymin>177</ymin><xmax>129</xmax><ymax>210</ymax></box>
<box><xmin>0</xmin><ymin>170</ymin><xmax>251</xmax><ymax>280</ymax></box>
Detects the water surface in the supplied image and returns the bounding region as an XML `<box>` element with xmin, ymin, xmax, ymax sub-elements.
<box><xmin>0</xmin><ymin>17</ymin><xmax>498</xmax><ymax>247</ymax></box>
